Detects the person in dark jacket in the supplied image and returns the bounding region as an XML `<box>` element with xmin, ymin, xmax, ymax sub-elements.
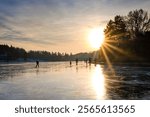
<box><xmin>36</xmin><ymin>60</ymin><xmax>39</xmax><ymax>68</ymax></box>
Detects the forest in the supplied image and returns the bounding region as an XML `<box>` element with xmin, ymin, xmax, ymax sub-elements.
<box><xmin>99</xmin><ymin>9</ymin><xmax>150</xmax><ymax>62</ymax></box>
<box><xmin>0</xmin><ymin>44</ymin><xmax>93</xmax><ymax>62</ymax></box>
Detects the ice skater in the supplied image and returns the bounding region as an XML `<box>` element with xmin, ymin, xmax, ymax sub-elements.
<box><xmin>70</xmin><ymin>61</ymin><xmax>72</xmax><ymax>66</ymax></box>
<box><xmin>75</xmin><ymin>58</ymin><xmax>78</xmax><ymax>66</ymax></box>
<box><xmin>89</xmin><ymin>57</ymin><xmax>91</xmax><ymax>66</ymax></box>
<box><xmin>36</xmin><ymin>60</ymin><xmax>39</xmax><ymax>68</ymax></box>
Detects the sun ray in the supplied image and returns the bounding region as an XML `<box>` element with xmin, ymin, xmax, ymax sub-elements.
<box><xmin>104</xmin><ymin>42</ymin><xmax>130</xmax><ymax>57</ymax></box>
<box><xmin>101</xmin><ymin>46</ymin><xmax>115</xmax><ymax>75</ymax></box>
<box><xmin>103</xmin><ymin>44</ymin><xmax>115</xmax><ymax>57</ymax></box>
<box><xmin>104</xmin><ymin>39</ymin><xmax>118</xmax><ymax>43</ymax></box>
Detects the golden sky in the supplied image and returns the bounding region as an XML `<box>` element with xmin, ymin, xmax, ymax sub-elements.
<box><xmin>0</xmin><ymin>0</ymin><xmax>150</xmax><ymax>53</ymax></box>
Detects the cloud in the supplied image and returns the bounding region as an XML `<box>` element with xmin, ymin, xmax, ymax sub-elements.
<box><xmin>0</xmin><ymin>28</ymin><xmax>55</xmax><ymax>45</ymax></box>
<box><xmin>0</xmin><ymin>0</ymin><xmax>150</xmax><ymax>52</ymax></box>
<box><xmin>101</xmin><ymin>0</ymin><xmax>149</xmax><ymax>6</ymax></box>
<box><xmin>0</xmin><ymin>0</ymin><xmax>92</xmax><ymax>45</ymax></box>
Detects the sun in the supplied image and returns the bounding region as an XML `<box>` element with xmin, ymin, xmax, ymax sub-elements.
<box><xmin>88</xmin><ymin>27</ymin><xmax>105</xmax><ymax>49</ymax></box>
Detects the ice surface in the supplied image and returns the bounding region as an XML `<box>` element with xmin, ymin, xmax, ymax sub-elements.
<box><xmin>0</xmin><ymin>62</ymin><xmax>150</xmax><ymax>100</ymax></box>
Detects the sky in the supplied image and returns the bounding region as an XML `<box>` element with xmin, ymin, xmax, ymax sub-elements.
<box><xmin>0</xmin><ymin>0</ymin><xmax>150</xmax><ymax>53</ymax></box>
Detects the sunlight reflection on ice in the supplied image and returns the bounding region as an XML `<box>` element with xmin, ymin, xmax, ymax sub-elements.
<box><xmin>92</xmin><ymin>65</ymin><xmax>106</xmax><ymax>99</ymax></box>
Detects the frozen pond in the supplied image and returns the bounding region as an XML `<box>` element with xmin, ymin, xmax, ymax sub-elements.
<box><xmin>0</xmin><ymin>62</ymin><xmax>150</xmax><ymax>100</ymax></box>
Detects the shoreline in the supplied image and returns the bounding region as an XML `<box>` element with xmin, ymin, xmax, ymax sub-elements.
<box><xmin>1</xmin><ymin>60</ymin><xmax>150</xmax><ymax>67</ymax></box>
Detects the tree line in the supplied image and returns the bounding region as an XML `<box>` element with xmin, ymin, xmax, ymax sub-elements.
<box><xmin>100</xmin><ymin>9</ymin><xmax>150</xmax><ymax>62</ymax></box>
<box><xmin>0</xmin><ymin>44</ymin><xmax>93</xmax><ymax>62</ymax></box>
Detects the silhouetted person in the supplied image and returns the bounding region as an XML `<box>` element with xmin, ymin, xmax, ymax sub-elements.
<box><xmin>75</xmin><ymin>58</ymin><xmax>78</xmax><ymax>65</ymax></box>
<box><xmin>70</xmin><ymin>61</ymin><xmax>72</xmax><ymax>66</ymax></box>
<box><xmin>94</xmin><ymin>59</ymin><xmax>97</xmax><ymax>66</ymax></box>
<box><xmin>89</xmin><ymin>57</ymin><xmax>92</xmax><ymax>66</ymax></box>
<box><xmin>36</xmin><ymin>60</ymin><xmax>39</xmax><ymax>68</ymax></box>
<box><xmin>85</xmin><ymin>59</ymin><xmax>88</xmax><ymax>67</ymax></box>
